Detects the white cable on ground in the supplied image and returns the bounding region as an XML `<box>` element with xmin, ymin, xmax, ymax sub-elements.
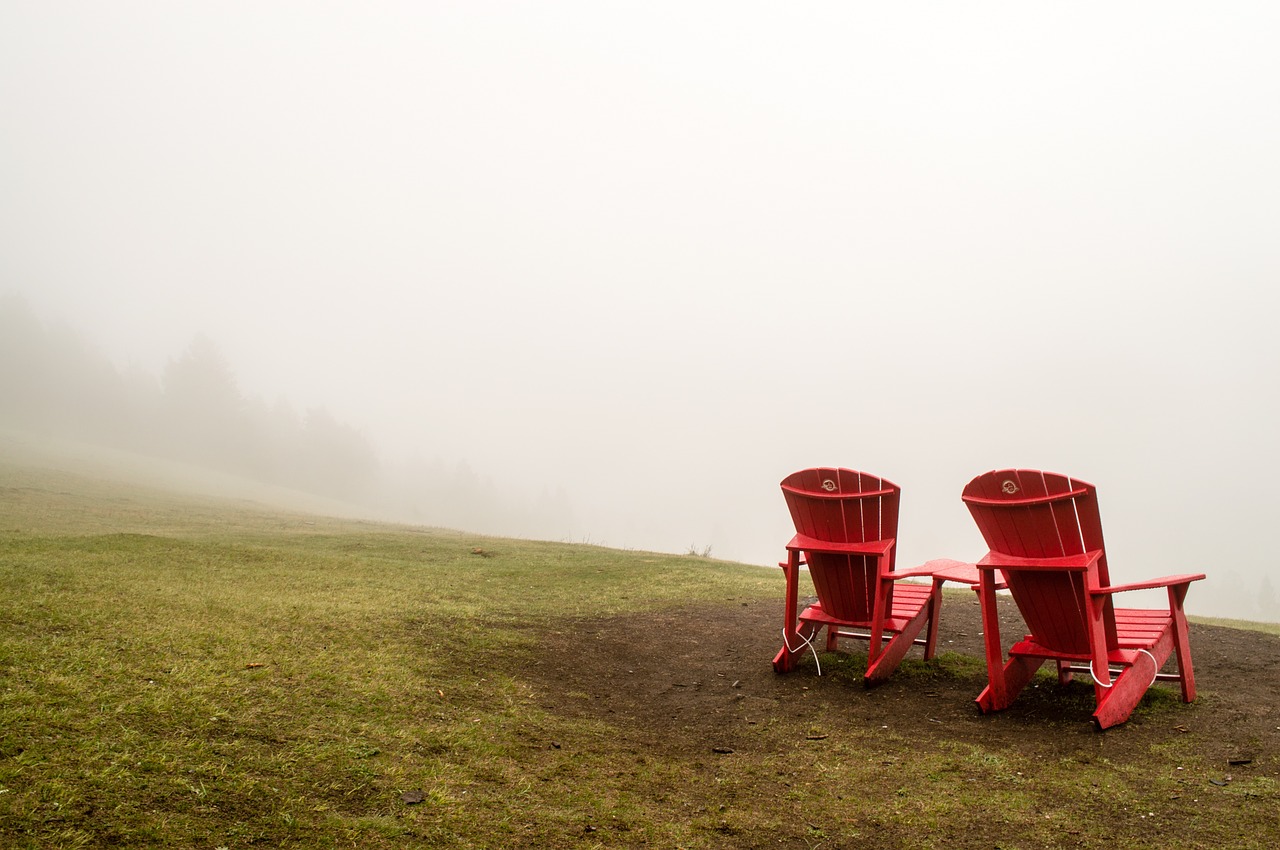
<box><xmin>781</xmin><ymin>627</ymin><xmax>822</xmax><ymax>676</ymax></box>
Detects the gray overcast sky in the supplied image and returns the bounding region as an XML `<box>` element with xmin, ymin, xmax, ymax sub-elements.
<box><xmin>2</xmin><ymin>2</ymin><xmax>1278</xmax><ymax>615</ymax></box>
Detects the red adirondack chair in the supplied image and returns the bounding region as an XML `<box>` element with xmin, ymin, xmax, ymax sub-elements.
<box><xmin>774</xmin><ymin>468</ymin><xmax>946</xmax><ymax>685</ymax></box>
<box><xmin>962</xmin><ymin>469</ymin><xmax>1205</xmax><ymax>729</ymax></box>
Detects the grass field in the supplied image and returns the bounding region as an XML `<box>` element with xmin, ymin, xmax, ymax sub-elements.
<box><xmin>0</xmin><ymin>462</ymin><xmax>780</xmax><ymax>848</ymax></box>
<box><xmin>2</xmin><ymin>458</ymin><xmax>1278</xmax><ymax>848</ymax></box>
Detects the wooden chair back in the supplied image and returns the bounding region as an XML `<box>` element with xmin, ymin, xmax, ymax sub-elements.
<box><xmin>780</xmin><ymin>468</ymin><xmax>900</xmax><ymax>623</ymax></box>
<box><xmin>962</xmin><ymin>469</ymin><xmax>1119</xmax><ymax>655</ymax></box>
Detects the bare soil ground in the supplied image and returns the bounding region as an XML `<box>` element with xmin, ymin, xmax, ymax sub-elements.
<box><xmin>520</xmin><ymin>591</ymin><xmax>1279</xmax><ymax>846</ymax></box>
<box><xmin>529</xmin><ymin>594</ymin><xmax>1279</xmax><ymax>755</ymax></box>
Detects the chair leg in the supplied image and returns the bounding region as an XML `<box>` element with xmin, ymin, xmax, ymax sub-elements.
<box><xmin>1092</xmin><ymin>651</ymin><xmax>1159</xmax><ymax>730</ymax></box>
<box><xmin>1172</xmin><ymin>623</ymin><xmax>1196</xmax><ymax>703</ymax></box>
<box><xmin>864</xmin><ymin>602</ymin><xmax>931</xmax><ymax>686</ymax></box>
<box><xmin>773</xmin><ymin>619</ymin><xmax>819</xmax><ymax>674</ymax></box>
<box><xmin>922</xmin><ymin>580</ymin><xmax>943</xmax><ymax>660</ymax></box>
<box><xmin>974</xmin><ymin>570</ymin><xmax>1042</xmax><ymax>712</ymax></box>
<box><xmin>1169</xmin><ymin>585</ymin><xmax>1197</xmax><ymax>702</ymax></box>
<box><xmin>976</xmin><ymin>655</ymin><xmax>1043</xmax><ymax>713</ymax></box>
<box><xmin>774</xmin><ymin>550</ymin><xmax>803</xmax><ymax>674</ymax></box>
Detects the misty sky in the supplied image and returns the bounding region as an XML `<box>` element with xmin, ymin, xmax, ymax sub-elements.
<box><xmin>2</xmin><ymin>3</ymin><xmax>1278</xmax><ymax>615</ymax></box>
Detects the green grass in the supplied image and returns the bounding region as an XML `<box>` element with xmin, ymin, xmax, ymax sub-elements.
<box><xmin>1</xmin><ymin>464</ymin><xmax>780</xmax><ymax>848</ymax></box>
<box><xmin>2</xmin><ymin>460</ymin><xmax>1277</xmax><ymax>848</ymax></box>
<box><xmin>1188</xmin><ymin>615</ymin><xmax>1280</xmax><ymax>636</ymax></box>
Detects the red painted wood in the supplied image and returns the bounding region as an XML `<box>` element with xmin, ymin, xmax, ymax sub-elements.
<box><xmin>1092</xmin><ymin>646</ymin><xmax>1161</xmax><ymax>729</ymax></box>
<box><xmin>865</xmin><ymin>597</ymin><xmax>932</xmax><ymax>683</ymax></box>
<box><xmin>1167</xmin><ymin>583</ymin><xmax>1197</xmax><ymax>701</ymax></box>
<box><xmin>781</xmin><ymin>468</ymin><xmax>896</xmax><ymax>624</ymax></box>
<box><xmin>775</xmin><ymin>468</ymin><xmax>940</xmax><ymax>686</ymax></box>
<box><xmin>772</xmin><ymin>548</ymin><xmax>804</xmax><ymax>673</ymax></box>
<box><xmin>962</xmin><ymin>468</ymin><xmax>1206</xmax><ymax>729</ymax></box>
<box><xmin>975</xmin><ymin>565</ymin><xmax>1016</xmax><ymax>711</ymax></box>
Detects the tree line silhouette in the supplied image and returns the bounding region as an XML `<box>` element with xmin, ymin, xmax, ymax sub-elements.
<box><xmin>1</xmin><ymin>294</ymin><xmax>376</xmax><ymax>499</ymax></box>
<box><xmin>0</xmin><ymin>294</ymin><xmax>573</xmax><ymax>538</ymax></box>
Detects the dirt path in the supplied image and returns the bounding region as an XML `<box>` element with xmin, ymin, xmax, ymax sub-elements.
<box><xmin>524</xmin><ymin>592</ymin><xmax>1279</xmax><ymax>771</ymax></box>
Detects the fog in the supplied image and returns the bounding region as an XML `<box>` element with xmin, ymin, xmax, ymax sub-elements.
<box><xmin>2</xmin><ymin>3</ymin><xmax>1278</xmax><ymax>620</ymax></box>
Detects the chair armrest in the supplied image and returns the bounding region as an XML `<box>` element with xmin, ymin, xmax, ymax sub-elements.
<box><xmin>786</xmin><ymin>533</ymin><xmax>894</xmax><ymax>556</ymax></box>
<box><xmin>1092</xmin><ymin>573</ymin><xmax>1207</xmax><ymax>595</ymax></box>
<box><xmin>888</xmin><ymin>558</ymin><xmax>979</xmax><ymax>583</ymax></box>
<box><xmin>976</xmin><ymin>550</ymin><xmax>1103</xmax><ymax>571</ymax></box>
